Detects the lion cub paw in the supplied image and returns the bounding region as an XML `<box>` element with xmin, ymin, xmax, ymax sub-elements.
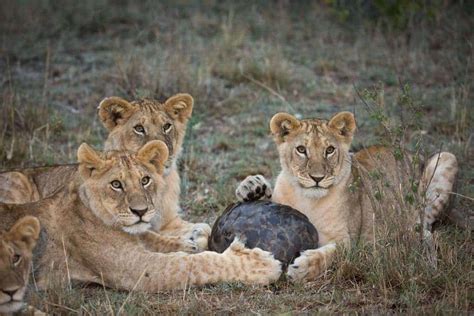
<box><xmin>183</xmin><ymin>223</ymin><xmax>211</xmax><ymax>252</ymax></box>
<box><xmin>235</xmin><ymin>175</ymin><xmax>272</xmax><ymax>202</ymax></box>
<box><xmin>287</xmin><ymin>251</ymin><xmax>312</xmax><ymax>281</ymax></box>
<box><xmin>224</xmin><ymin>238</ymin><xmax>282</xmax><ymax>284</ymax></box>
<box><xmin>287</xmin><ymin>244</ymin><xmax>336</xmax><ymax>282</ymax></box>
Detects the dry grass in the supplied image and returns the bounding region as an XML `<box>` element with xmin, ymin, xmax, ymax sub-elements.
<box><xmin>0</xmin><ymin>0</ymin><xmax>472</xmax><ymax>314</ymax></box>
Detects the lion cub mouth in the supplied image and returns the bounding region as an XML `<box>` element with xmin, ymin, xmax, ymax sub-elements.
<box><xmin>122</xmin><ymin>222</ymin><xmax>151</xmax><ymax>234</ymax></box>
<box><xmin>0</xmin><ymin>300</ymin><xmax>25</xmax><ymax>313</ymax></box>
<box><xmin>299</xmin><ymin>180</ymin><xmax>332</xmax><ymax>190</ymax></box>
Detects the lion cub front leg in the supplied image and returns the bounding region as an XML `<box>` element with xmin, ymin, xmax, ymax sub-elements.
<box><xmin>287</xmin><ymin>243</ymin><xmax>337</xmax><ymax>281</ymax></box>
<box><xmin>235</xmin><ymin>175</ymin><xmax>273</xmax><ymax>202</ymax></box>
<box><xmin>193</xmin><ymin>238</ymin><xmax>282</xmax><ymax>285</ymax></box>
<box><xmin>142</xmin><ymin>228</ymin><xmax>210</xmax><ymax>253</ymax></box>
<box><xmin>158</xmin><ymin>218</ymin><xmax>211</xmax><ymax>251</ymax></box>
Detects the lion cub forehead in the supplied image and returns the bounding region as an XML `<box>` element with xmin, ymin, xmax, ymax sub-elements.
<box><xmin>131</xmin><ymin>98</ymin><xmax>165</xmax><ymax>112</ymax></box>
<box><xmin>298</xmin><ymin>119</ymin><xmax>331</xmax><ymax>136</ymax></box>
<box><xmin>101</xmin><ymin>151</ymin><xmax>144</xmax><ymax>170</ymax></box>
<box><xmin>103</xmin><ymin>150</ymin><xmax>134</xmax><ymax>160</ymax></box>
<box><xmin>130</xmin><ymin>99</ymin><xmax>170</xmax><ymax>123</ymax></box>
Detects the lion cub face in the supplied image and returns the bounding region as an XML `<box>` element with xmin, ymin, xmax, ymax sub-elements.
<box><xmin>0</xmin><ymin>216</ymin><xmax>40</xmax><ymax>314</ymax></box>
<box><xmin>98</xmin><ymin>93</ymin><xmax>193</xmax><ymax>170</ymax></box>
<box><xmin>78</xmin><ymin>140</ymin><xmax>169</xmax><ymax>234</ymax></box>
<box><xmin>270</xmin><ymin>112</ymin><xmax>356</xmax><ymax>198</ymax></box>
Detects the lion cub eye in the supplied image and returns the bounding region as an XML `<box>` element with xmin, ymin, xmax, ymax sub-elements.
<box><xmin>296</xmin><ymin>146</ymin><xmax>307</xmax><ymax>155</ymax></box>
<box><xmin>134</xmin><ymin>124</ymin><xmax>146</xmax><ymax>135</ymax></box>
<box><xmin>326</xmin><ymin>146</ymin><xmax>335</xmax><ymax>156</ymax></box>
<box><xmin>12</xmin><ymin>254</ymin><xmax>21</xmax><ymax>266</ymax></box>
<box><xmin>141</xmin><ymin>176</ymin><xmax>151</xmax><ymax>187</ymax></box>
<box><xmin>111</xmin><ymin>180</ymin><xmax>123</xmax><ymax>191</ymax></box>
<box><xmin>163</xmin><ymin>123</ymin><xmax>172</xmax><ymax>133</ymax></box>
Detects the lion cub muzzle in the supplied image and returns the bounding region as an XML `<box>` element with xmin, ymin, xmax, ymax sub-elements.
<box><xmin>121</xmin><ymin>203</ymin><xmax>156</xmax><ymax>234</ymax></box>
<box><xmin>0</xmin><ymin>280</ymin><xmax>26</xmax><ymax>312</ymax></box>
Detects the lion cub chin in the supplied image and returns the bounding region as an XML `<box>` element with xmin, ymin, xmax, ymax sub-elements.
<box><xmin>0</xmin><ymin>216</ymin><xmax>40</xmax><ymax>315</ymax></box>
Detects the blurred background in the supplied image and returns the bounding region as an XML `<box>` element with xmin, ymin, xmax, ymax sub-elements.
<box><xmin>0</xmin><ymin>0</ymin><xmax>472</xmax><ymax>313</ymax></box>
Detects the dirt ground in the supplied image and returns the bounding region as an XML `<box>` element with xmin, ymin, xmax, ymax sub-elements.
<box><xmin>0</xmin><ymin>1</ymin><xmax>472</xmax><ymax>314</ymax></box>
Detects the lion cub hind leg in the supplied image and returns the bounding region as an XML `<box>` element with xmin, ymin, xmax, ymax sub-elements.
<box><xmin>287</xmin><ymin>243</ymin><xmax>337</xmax><ymax>282</ymax></box>
<box><xmin>235</xmin><ymin>175</ymin><xmax>273</xmax><ymax>202</ymax></box>
<box><xmin>0</xmin><ymin>172</ymin><xmax>39</xmax><ymax>204</ymax></box>
<box><xmin>420</xmin><ymin>152</ymin><xmax>458</xmax><ymax>230</ymax></box>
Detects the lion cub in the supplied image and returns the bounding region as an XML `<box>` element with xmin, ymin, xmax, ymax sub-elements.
<box><xmin>0</xmin><ymin>93</ymin><xmax>210</xmax><ymax>252</ymax></box>
<box><xmin>236</xmin><ymin>111</ymin><xmax>458</xmax><ymax>281</ymax></box>
<box><xmin>0</xmin><ymin>216</ymin><xmax>41</xmax><ymax>315</ymax></box>
<box><xmin>0</xmin><ymin>141</ymin><xmax>281</xmax><ymax>292</ymax></box>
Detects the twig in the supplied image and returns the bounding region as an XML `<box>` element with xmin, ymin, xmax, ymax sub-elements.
<box><xmin>426</xmin><ymin>145</ymin><xmax>444</xmax><ymax>197</ymax></box>
<box><xmin>183</xmin><ymin>258</ymin><xmax>194</xmax><ymax>301</ymax></box>
<box><xmin>100</xmin><ymin>272</ymin><xmax>114</xmax><ymax>315</ymax></box>
<box><xmin>61</xmin><ymin>234</ymin><xmax>72</xmax><ymax>290</ymax></box>
<box><xmin>353</xmin><ymin>84</ymin><xmax>374</xmax><ymax>112</ymax></box>
<box><xmin>242</xmin><ymin>74</ymin><xmax>296</xmax><ymax>113</ymax></box>
<box><xmin>118</xmin><ymin>269</ymin><xmax>147</xmax><ymax>315</ymax></box>
<box><xmin>44</xmin><ymin>301</ymin><xmax>80</xmax><ymax>314</ymax></box>
<box><xmin>448</xmin><ymin>191</ymin><xmax>474</xmax><ymax>202</ymax></box>
<box><xmin>42</xmin><ymin>42</ymin><xmax>51</xmax><ymax>108</ymax></box>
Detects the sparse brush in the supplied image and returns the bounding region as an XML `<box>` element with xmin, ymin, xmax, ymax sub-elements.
<box><xmin>0</xmin><ymin>90</ymin><xmax>63</xmax><ymax>168</ymax></box>
<box><xmin>318</xmin><ymin>83</ymin><xmax>473</xmax><ymax>311</ymax></box>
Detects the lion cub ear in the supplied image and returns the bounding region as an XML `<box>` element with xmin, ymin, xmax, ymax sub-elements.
<box><xmin>328</xmin><ymin>112</ymin><xmax>356</xmax><ymax>143</ymax></box>
<box><xmin>7</xmin><ymin>216</ymin><xmax>41</xmax><ymax>250</ymax></box>
<box><xmin>77</xmin><ymin>143</ymin><xmax>106</xmax><ymax>178</ymax></box>
<box><xmin>98</xmin><ymin>97</ymin><xmax>136</xmax><ymax>130</ymax></box>
<box><xmin>270</xmin><ymin>112</ymin><xmax>301</xmax><ymax>143</ymax></box>
<box><xmin>137</xmin><ymin>140</ymin><xmax>169</xmax><ymax>173</ymax></box>
<box><xmin>164</xmin><ymin>93</ymin><xmax>194</xmax><ymax>123</ymax></box>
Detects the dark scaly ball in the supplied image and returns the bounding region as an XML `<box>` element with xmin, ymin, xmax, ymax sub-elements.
<box><xmin>209</xmin><ymin>201</ymin><xmax>319</xmax><ymax>266</ymax></box>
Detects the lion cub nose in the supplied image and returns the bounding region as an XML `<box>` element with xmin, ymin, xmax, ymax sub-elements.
<box><xmin>310</xmin><ymin>175</ymin><xmax>325</xmax><ymax>184</ymax></box>
<box><xmin>2</xmin><ymin>289</ymin><xmax>18</xmax><ymax>298</ymax></box>
<box><xmin>129</xmin><ymin>207</ymin><xmax>148</xmax><ymax>218</ymax></box>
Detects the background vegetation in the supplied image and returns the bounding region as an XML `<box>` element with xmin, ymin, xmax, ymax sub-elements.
<box><xmin>0</xmin><ymin>0</ymin><xmax>472</xmax><ymax>313</ymax></box>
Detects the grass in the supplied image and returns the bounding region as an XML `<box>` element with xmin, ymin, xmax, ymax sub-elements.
<box><xmin>0</xmin><ymin>0</ymin><xmax>472</xmax><ymax>314</ymax></box>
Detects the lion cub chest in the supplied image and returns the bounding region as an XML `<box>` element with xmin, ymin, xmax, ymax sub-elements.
<box><xmin>273</xmin><ymin>176</ymin><xmax>352</xmax><ymax>246</ymax></box>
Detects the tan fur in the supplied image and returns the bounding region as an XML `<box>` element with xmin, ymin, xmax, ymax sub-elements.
<box><xmin>237</xmin><ymin>111</ymin><xmax>458</xmax><ymax>281</ymax></box>
<box><xmin>0</xmin><ymin>216</ymin><xmax>40</xmax><ymax>314</ymax></box>
<box><xmin>0</xmin><ymin>173</ymin><xmax>39</xmax><ymax>204</ymax></box>
<box><xmin>0</xmin><ymin>142</ymin><xmax>281</xmax><ymax>292</ymax></box>
<box><xmin>0</xmin><ymin>93</ymin><xmax>210</xmax><ymax>251</ymax></box>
